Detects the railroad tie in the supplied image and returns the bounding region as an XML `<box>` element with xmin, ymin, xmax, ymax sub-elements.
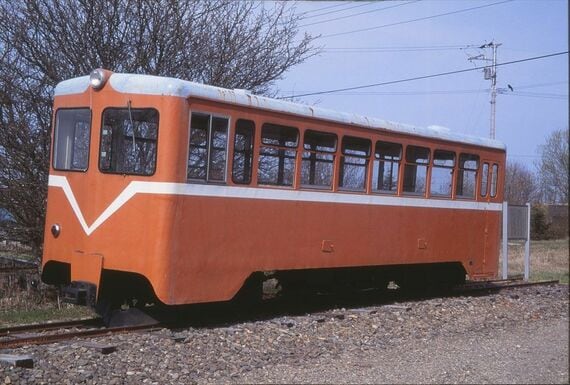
<box><xmin>0</xmin><ymin>354</ymin><xmax>34</xmax><ymax>368</ymax></box>
<box><xmin>79</xmin><ymin>342</ymin><xmax>117</xmax><ymax>354</ymax></box>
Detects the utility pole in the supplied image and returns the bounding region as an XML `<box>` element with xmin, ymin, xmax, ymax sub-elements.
<box><xmin>468</xmin><ymin>41</ymin><xmax>502</xmax><ymax>139</ymax></box>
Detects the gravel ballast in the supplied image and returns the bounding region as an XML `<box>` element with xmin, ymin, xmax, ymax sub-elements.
<box><xmin>1</xmin><ymin>284</ymin><xmax>568</xmax><ymax>384</ymax></box>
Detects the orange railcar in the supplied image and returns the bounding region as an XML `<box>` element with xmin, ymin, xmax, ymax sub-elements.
<box><xmin>41</xmin><ymin>69</ymin><xmax>505</xmax><ymax>310</ymax></box>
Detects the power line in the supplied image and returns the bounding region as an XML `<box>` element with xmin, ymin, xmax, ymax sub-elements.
<box><xmin>513</xmin><ymin>81</ymin><xmax>568</xmax><ymax>90</ymax></box>
<box><xmin>331</xmin><ymin>91</ymin><xmax>567</xmax><ymax>100</ymax></box>
<box><xmin>280</xmin><ymin>81</ymin><xmax>568</xmax><ymax>95</ymax></box>
<box><xmin>508</xmin><ymin>154</ymin><xmax>540</xmax><ymax>159</ymax></box>
<box><xmin>282</xmin><ymin>89</ymin><xmax>485</xmax><ymax>96</ymax></box>
<box><xmin>300</xmin><ymin>1</ymin><xmax>419</xmax><ymax>28</ymax></box>
<box><xmin>298</xmin><ymin>2</ymin><xmax>351</xmax><ymax>16</ymax></box>
<box><xmin>506</xmin><ymin>91</ymin><xmax>568</xmax><ymax>100</ymax></box>
<box><xmin>321</xmin><ymin>0</ymin><xmax>515</xmax><ymax>38</ymax></box>
<box><xmin>279</xmin><ymin>87</ymin><xmax>568</xmax><ymax>100</ymax></box>
<box><xmin>278</xmin><ymin>51</ymin><xmax>569</xmax><ymax>99</ymax></box>
<box><xmin>322</xmin><ymin>45</ymin><xmax>472</xmax><ymax>53</ymax></box>
<box><xmin>300</xmin><ymin>1</ymin><xmax>375</xmax><ymax>20</ymax></box>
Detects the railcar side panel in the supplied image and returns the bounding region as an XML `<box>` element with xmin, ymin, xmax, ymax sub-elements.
<box><xmin>165</xmin><ymin>195</ymin><xmax>500</xmax><ymax>304</ymax></box>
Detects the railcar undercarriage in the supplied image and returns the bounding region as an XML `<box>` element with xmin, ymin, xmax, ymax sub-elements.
<box><xmin>42</xmin><ymin>260</ymin><xmax>467</xmax><ymax>326</ymax></box>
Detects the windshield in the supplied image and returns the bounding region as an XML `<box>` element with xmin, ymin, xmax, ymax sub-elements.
<box><xmin>53</xmin><ymin>108</ymin><xmax>91</xmax><ymax>171</ymax></box>
<box><xmin>99</xmin><ymin>108</ymin><xmax>158</xmax><ymax>175</ymax></box>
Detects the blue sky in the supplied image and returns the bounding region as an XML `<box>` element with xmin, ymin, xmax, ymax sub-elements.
<box><xmin>276</xmin><ymin>0</ymin><xmax>568</xmax><ymax>169</ymax></box>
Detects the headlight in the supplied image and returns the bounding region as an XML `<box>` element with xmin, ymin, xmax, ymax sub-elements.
<box><xmin>89</xmin><ymin>68</ymin><xmax>107</xmax><ymax>90</ymax></box>
<box><xmin>51</xmin><ymin>223</ymin><xmax>61</xmax><ymax>238</ymax></box>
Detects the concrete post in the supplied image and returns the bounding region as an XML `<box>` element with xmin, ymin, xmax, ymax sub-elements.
<box><xmin>502</xmin><ymin>201</ymin><xmax>508</xmax><ymax>279</ymax></box>
<box><xmin>524</xmin><ymin>203</ymin><xmax>531</xmax><ymax>281</ymax></box>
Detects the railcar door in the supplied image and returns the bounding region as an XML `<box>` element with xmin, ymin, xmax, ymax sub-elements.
<box><xmin>479</xmin><ymin>160</ymin><xmax>501</xmax><ymax>278</ymax></box>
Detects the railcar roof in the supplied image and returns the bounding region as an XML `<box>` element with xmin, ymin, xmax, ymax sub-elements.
<box><xmin>55</xmin><ymin>73</ymin><xmax>506</xmax><ymax>151</ymax></box>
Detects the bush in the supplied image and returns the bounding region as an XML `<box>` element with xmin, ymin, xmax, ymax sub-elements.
<box><xmin>531</xmin><ymin>205</ymin><xmax>552</xmax><ymax>240</ymax></box>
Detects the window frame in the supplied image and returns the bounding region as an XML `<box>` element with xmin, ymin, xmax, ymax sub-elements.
<box><xmin>402</xmin><ymin>145</ymin><xmax>430</xmax><ymax>196</ymax></box>
<box><xmin>301</xmin><ymin>129</ymin><xmax>337</xmax><ymax>190</ymax></box>
<box><xmin>98</xmin><ymin>107</ymin><xmax>160</xmax><ymax>176</ymax></box>
<box><xmin>187</xmin><ymin>111</ymin><xmax>230</xmax><ymax>183</ymax></box>
<box><xmin>52</xmin><ymin>107</ymin><xmax>92</xmax><ymax>173</ymax></box>
<box><xmin>429</xmin><ymin>149</ymin><xmax>456</xmax><ymax>198</ymax></box>
<box><xmin>480</xmin><ymin>162</ymin><xmax>490</xmax><ymax>197</ymax></box>
<box><xmin>257</xmin><ymin>122</ymin><xmax>299</xmax><ymax>187</ymax></box>
<box><xmin>490</xmin><ymin>163</ymin><xmax>499</xmax><ymax>198</ymax></box>
<box><xmin>372</xmin><ymin>140</ymin><xmax>402</xmax><ymax>195</ymax></box>
<box><xmin>231</xmin><ymin>119</ymin><xmax>255</xmax><ymax>185</ymax></box>
<box><xmin>338</xmin><ymin>135</ymin><xmax>371</xmax><ymax>192</ymax></box>
<box><xmin>455</xmin><ymin>153</ymin><xmax>479</xmax><ymax>200</ymax></box>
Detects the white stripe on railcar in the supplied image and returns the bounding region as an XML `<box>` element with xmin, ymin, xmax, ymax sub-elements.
<box><xmin>48</xmin><ymin>175</ymin><xmax>502</xmax><ymax>236</ymax></box>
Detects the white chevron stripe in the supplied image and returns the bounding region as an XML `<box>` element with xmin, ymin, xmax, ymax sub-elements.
<box><xmin>48</xmin><ymin>175</ymin><xmax>502</xmax><ymax>236</ymax></box>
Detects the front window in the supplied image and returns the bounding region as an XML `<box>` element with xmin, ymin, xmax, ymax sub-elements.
<box><xmin>53</xmin><ymin>108</ymin><xmax>91</xmax><ymax>171</ymax></box>
<box><xmin>99</xmin><ymin>108</ymin><xmax>158</xmax><ymax>175</ymax></box>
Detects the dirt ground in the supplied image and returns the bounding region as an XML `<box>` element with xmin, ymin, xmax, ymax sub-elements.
<box><xmin>239</xmin><ymin>316</ymin><xmax>568</xmax><ymax>384</ymax></box>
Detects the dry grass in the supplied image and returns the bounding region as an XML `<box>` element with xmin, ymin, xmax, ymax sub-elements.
<box><xmin>0</xmin><ymin>244</ymin><xmax>96</xmax><ymax>326</ymax></box>
<box><xmin>0</xmin><ymin>282</ymin><xmax>96</xmax><ymax>327</ymax></box>
<box><xmin>0</xmin><ymin>305</ymin><xmax>96</xmax><ymax>327</ymax></box>
<box><xmin>499</xmin><ymin>238</ymin><xmax>569</xmax><ymax>284</ymax></box>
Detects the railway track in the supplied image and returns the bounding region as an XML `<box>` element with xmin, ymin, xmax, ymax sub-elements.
<box><xmin>0</xmin><ymin>279</ymin><xmax>559</xmax><ymax>349</ymax></box>
<box><xmin>0</xmin><ymin>318</ymin><xmax>160</xmax><ymax>349</ymax></box>
<box><xmin>455</xmin><ymin>278</ymin><xmax>560</xmax><ymax>294</ymax></box>
<box><xmin>0</xmin><ymin>255</ymin><xmax>37</xmax><ymax>275</ymax></box>
<box><xmin>0</xmin><ymin>317</ymin><xmax>103</xmax><ymax>337</ymax></box>
<box><xmin>0</xmin><ymin>266</ymin><xmax>37</xmax><ymax>274</ymax></box>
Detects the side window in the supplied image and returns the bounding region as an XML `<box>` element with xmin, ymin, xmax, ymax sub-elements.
<box><xmin>372</xmin><ymin>141</ymin><xmax>401</xmax><ymax>194</ymax></box>
<box><xmin>430</xmin><ymin>150</ymin><xmax>455</xmax><ymax>197</ymax></box>
<box><xmin>339</xmin><ymin>136</ymin><xmax>371</xmax><ymax>191</ymax></box>
<box><xmin>99</xmin><ymin>108</ymin><xmax>158</xmax><ymax>175</ymax></box>
<box><xmin>403</xmin><ymin>145</ymin><xmax>430</xmax><ymax>195</ymax></box>
<box><xmin>187</xmin><ymin>112</ymin><xmax>229</xmax><ymax>182</ymax></box>
<box><xmin>53</xmin><ymin>108</ymin><xmax>91</xmax><ymax>171</ymax></box>
<box><xmin>232</xmin><ymin>119</ymin><xmax>255</xmax><ymax>184</ymax></box>
<box><xmin>258</xmin><ymin>123</ymin><xmax>298</xmax><ymax>186</ymax></box>
<box><xmin>480</xmin><ymin>162</ymin><xmax>490</xmax><ymax>197</ymax></box>
<box><xmin>490</xmin><ymin>163</ymin><xmax>499</xmax><ymax>197</ymax></box>
<box><xmin>301</xmin><ymin>130</ymin><xmax>337</xmax><ymax>189</ymax></box>
<box><xmin>456</xmin><ymin>153</ymin><xmax>479</xmax><ymax>199</ymax></box>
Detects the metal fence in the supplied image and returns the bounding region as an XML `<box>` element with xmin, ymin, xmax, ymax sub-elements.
<box><xmin>502</xmin><ymin>202</ymin><xmax>531</xmax><ymax>280</ymax></box>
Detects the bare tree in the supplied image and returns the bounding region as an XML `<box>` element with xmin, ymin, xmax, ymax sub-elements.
<box><xmin>536</xmin><ymin>128</ymin><xmax>569</xmax><ymax>204</ymax></box>
<box><xmin>504</xmin><ymin>160</ymin><xmax>538</xmax><ymax>205</ymax></box>
<box><xmin>0</xmin><ymin>0</ymin><xmax>318</xmax><ymax>257</ymax></box>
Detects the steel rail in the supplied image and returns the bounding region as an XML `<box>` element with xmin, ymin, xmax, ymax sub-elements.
<box><xmin>0</xmin><ymin>323</ymin><xmax>160</xmax><ymax>349</ymax></box>
<box><xmin>454</xmin><ymin>279</ymin><xmax>560</xmax><ymax>294</ymax></box>
<box><xmin>0</xmin><ymin>266</ymin><xmax>37</xmax><ymax>273</ymax></box>
<box><xmin>0</xmin><ymin>318</ymin><xmax>102</xmax><ymax>337</ymax></box>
